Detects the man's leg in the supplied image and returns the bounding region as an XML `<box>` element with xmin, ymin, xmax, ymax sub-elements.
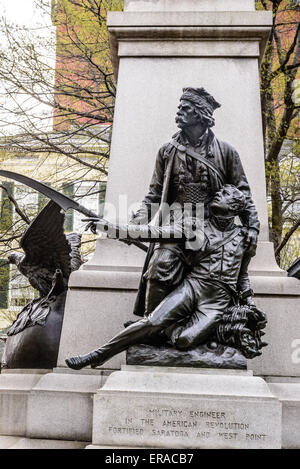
<box><xmin>66</xmin><ymin>280</ymin><xmax>195</xmax><ymax>370</ymax></box>
<box><xmin>170</xmin><ymin>280</ymin><xmax>232</xmax><ymax>350</ymax></box>
<box><xmin>174</xmin><ymin>308</ymin><xmax>222</xmax><ymax>350</ymax></box>
<box><xmin>65</xmin><ymin>318</ymin><xmax>155</xmax><ymax>370</ymax></box>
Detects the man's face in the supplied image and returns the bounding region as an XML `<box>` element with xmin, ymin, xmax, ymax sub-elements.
<box><xmin>210</xmin><ymin>186</ymin><xmax>236</xmax><ymax>217</ymax></box>
<box><xmin>175</xmin><ymin>99</ymin><xmax>201</xmax><ymax>129</ymax></box>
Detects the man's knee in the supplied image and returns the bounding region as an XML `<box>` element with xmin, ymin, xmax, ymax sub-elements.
<box><xmin>139</xmin><ymin>316</ymin><xmax>157</xmax><ymax>329</ymax></box>
<box><xmin>148</xmin><ymin>314</ymin><xmax>170</xmax><ymax>330</ymax></box>
<box><xmin>175</xmin><ymin>322</ymin><xmax>217</xmax><ymax>350</ymax></box>
<box><xmin>174</xmin><ymin>333</ymin><xmax>194</xmax><ymax>351</ymax></box>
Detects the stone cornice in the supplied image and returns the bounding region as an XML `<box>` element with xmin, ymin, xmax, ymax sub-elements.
<box><xmin>108</xmin><ymin>11</ymin><xmax>272</xmax><ymax>28</ymax></box>
<box><xmin>108</xmin><ymin>11</ymin><xmax>272</xmax><ymax>77</ymax></box>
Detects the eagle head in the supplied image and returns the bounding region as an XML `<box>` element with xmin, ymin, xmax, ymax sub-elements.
<box><xmin>8</xmin><ymin>252</ymin><xmax>24</xmax><ymax>266</ymax></box>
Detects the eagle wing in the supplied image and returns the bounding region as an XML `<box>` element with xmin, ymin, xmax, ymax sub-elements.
<box><xmin>20</xmin><ymin>201</ymin><xmax>72</xmax><ymax>280</ymax></box>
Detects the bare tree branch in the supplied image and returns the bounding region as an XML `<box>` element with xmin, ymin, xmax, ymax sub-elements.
<box><xmin>275</xmin><ymin>217</ymin><xmax>300</xmax><ymax>256</ymax></box>
<box><xmin>0</xmin><ymin>185</ymin><xmax>30</xmax><ymax>224</ymax></box>
<box><xmin>271</xmin><ymin>24</ymin><xmax>300</xmax><ymax>79</ymax></box>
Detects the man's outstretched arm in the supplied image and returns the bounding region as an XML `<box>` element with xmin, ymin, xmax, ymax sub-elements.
<box><xmin>90</xmin><ymin>218</ymin><xmax>198</xmax><ymax>244</ymax></box>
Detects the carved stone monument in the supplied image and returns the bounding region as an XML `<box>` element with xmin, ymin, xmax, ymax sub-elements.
<box><xmin>91</xmin><ymin>366</ymin><xmax>281</xmax><ymax>450</ymax></box>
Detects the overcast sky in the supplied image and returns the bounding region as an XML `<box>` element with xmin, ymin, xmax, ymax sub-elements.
<box><xmin>0</xmin><ymin>0</ymin><xmax>42</xmax><ymax>27</ymax></box>
<box><xmin>0</xmin><ymin>0</ymin><xmax>55</xmax><ymax>133</ymax></box>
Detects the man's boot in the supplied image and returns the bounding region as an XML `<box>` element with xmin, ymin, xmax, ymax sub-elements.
<box><xmin>65</xmin><ymin>317</ymin><xmax>155</xmax><ymax>370</ymax></box>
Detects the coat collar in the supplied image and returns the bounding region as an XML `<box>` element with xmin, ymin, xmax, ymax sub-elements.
<box><xmin>172</xmin><ymin>129</ymin><xmax>215</xmax><ymax>158</ymax></box>
<box><xmin>210</xmin><ymin>215</ymin><xmax>236</xmax><ymax>232</ymax></box>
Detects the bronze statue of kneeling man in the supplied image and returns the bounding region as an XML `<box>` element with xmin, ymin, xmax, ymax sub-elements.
<box><xmin>66</xmin><ymin>185</ymin><xmax>266</xmax><ymax>370</ymax></box>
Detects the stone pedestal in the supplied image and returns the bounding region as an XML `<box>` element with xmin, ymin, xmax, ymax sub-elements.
<box><xmin>91</xmin><ymin>366</ymin><xmax>281</xmax><ymax>449</ymax></box>
<box><xmin>0</xmin><ymin>370</ymin><xmax>48</xmax><ymax>437</ymax></box>
<box><xmin>106</xmin><ymin>2</ymin><xmax>272</xmax><ymax>236</ymax></box>
<box><xmin>57</xmin><ymin>0</ymin><xmax>273</xmax><ymax>368</ymax></box>
<box><xmin>26</xmin><ymin>370</ymin><xmax>106</xmax><ymax>442</ymax></box>
<box><xmin>268</xmin><ymin>380</ymin><xmax>300</xmax><ymax>450</ymax></box>
<box><xmin>0</xmin><ymin>368</ymin><xmax>109</xmax><ymax>446</ymax></box>
<box><xmin>0</xmin><ymin>436</ymin><xmax>88</xmax><ymax>449</ymax></box>
<box><xmin>246</xmin><ymin>279</ymin><xmax>300</xmax><ymax>378</ymax></box>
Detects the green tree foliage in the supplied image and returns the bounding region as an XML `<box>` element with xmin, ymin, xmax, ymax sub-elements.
<box><xmin>0</xmin><ymin>182</ymin><xmax>13</xmax><ymax>233</ymax></box>
<box><xmin>52</xmin><ymin>0</ymin><xmax>123</xmax><ymax>131</ymax></box>
<box><xmin>0</xmin><ymin>258</ymin><xmax>10</xmax><ymax>309</ymax></box>
<box><xmin>256</xmin><ymin>0</ymin><xmax>299</xmax><ymax>266</ymax></box>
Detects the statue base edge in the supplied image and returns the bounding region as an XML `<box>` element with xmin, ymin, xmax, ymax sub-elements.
<box><xmin>126</xmin><ymin>343</ymin><xmax>247</xmax><ymax>370</ymax></box>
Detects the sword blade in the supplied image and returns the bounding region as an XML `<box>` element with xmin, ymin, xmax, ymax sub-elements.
<box><xmin>0</xmin><ymin>170</ymin><xmax>148</xmax><ymax>252</ymax></box>
<box><xmin>0</xmin><ymin>170</ymin><xmax>99</xmax><ymax>219</ymax></box>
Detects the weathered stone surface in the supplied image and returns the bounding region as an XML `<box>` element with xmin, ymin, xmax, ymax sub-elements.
<box><xmin>26</xmin><ymin>372</ymin><xmax>106</xmax><ymax>442</ymax></box>
<box><xmin>0</xmin><ymin>373</ymin><xmax>44</xmax><ymax>436</ymax></box>
<box><xmin>268</xmin><ymin>382</ymin><xmax>300</xmax><ymax>450</ymax></box>
<box><xmin>0</xmin><ymin>337</ymin><xmax>6</xmax><ymax>364</ymax></box>
<box><xmin>124</xmin><ymin>0</ymin><xmax>256</xmax><ymax>12</ymax></box>
<box><xmin>57</xmin><ymin>245</ymin><xmax>141</xmax><ymax>370</ymax></box>
<box><xmin>92</xmin><ymin>367</ymin><xmax>281</xmax><ymax>449</ymax></box>
<box><xmin>247</xmin><ymin>294</ymin><xmax>300</xmax><ymax>377</ymax></box>
<box><xmin>0</xmin><ymin>436</ymin><xmax>21</xmax><ymax>449</ymax></box>
<box><xmin>0</xmin><ymin>436</ymin><xmax>89</xmax><ymax>450</ymax></box>
<box><xmin>127</xmin><ymin>343</ymin><xmax>246</xmax><ymax>369</ymax></box>
<box><xmin>118</xmin><ymin>40</ymin><xmax>261</xmax><ymax>58</ymax></box>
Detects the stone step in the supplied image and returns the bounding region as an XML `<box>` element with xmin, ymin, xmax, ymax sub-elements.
<box><xmin>0</xmin><ymin>436</ymin><xmax>89</xmax><ymax>449</ymax></box>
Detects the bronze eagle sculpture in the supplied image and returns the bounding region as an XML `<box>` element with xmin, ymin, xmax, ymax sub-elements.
<box><xmin>8</xmin><ymin>200</ymin><xmax>82</xmax><ymax>298</ymax></box>
<box><xmin>2</xmin><ymin>200</ymin><xmax>83</xmax><ymax>368</ymax></box>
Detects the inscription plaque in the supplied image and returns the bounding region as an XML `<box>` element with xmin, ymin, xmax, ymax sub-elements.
<box><xmin>98</xmin><ymin>398</ymin><xmax>277</xmax><ymax>448</ymax></box>
<box><xmin>92</xmin><ymin>369</ymin><xmax>282</xmax><ymax>449</ymax></box>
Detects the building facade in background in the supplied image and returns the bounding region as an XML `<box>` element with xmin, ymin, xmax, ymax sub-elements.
<box><xmin>0</xmin><ymin>1</ymin><xmax>122</xmax><ymax>325</ymax></box>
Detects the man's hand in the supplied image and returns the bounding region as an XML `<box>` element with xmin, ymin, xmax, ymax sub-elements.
<box><xmin>249</xmin><ymin>305</ymin><xmax>267</xmax><ymax>328</ymax></box>
<box><xmin>83</xmin><ymin>218</ymin><xmax>116</xmax><ymax>236</ymax></box>
<box><xmin>243</xmin><ymin>227</ymin><xmax>258</xmax><ymax>256</ymax></box>
<box><xmin>245</xmin><ymin>302</ymin><xmax>267</xmax><ymax>331</ymax></box>
<box><xmin>83</xmin><ymin>217</ymin><xmax>101</xmax><ymax>235</ymax></box>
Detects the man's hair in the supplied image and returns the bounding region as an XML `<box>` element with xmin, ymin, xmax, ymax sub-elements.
<box><xmin>224</xmin><ymin>184</ymin><xmax>246</xmax><ymax>215</ymax></box>
<box><xmin>180</xmin><ymin>87</ymin><xmax>221</xmax><ymax>128</ymax></box>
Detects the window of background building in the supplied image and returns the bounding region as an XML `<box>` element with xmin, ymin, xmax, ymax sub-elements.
<box><xmin>73</xmin><ymin>181</ymin><xmax>107</xmax><ymax>232</ymax></box>
<box><xmin>9</xmin><ymin>265</ymin><xmax>36</xmax><ymax>311</ymax></box>
<box><xmin>13</xmin><ymin>183</ymin><xmax>38</xmax><ymax>225</ymax></box>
